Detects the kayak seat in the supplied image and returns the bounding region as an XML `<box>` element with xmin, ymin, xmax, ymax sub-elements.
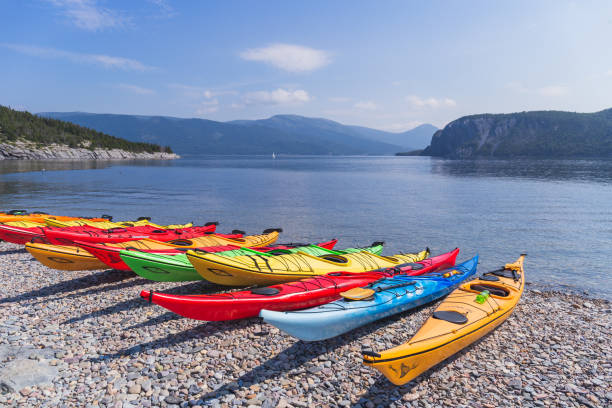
<box><xmin>433</xmin><ymin>311</ymin><xmax>468</xmax><ymax>325</ymax></box>
<box><xmin>403</xmin><ymin>262</ymin><xmax>424</xmax><ymax>271</ymax></box>
<box><xmin>319</xmin><ymin>255</ymin><xmax>348</xmax><ymax>263</ymax></box>
<box><xmin>470</xmin><ymin>284</ymin><xmax>509</xmax><ymax>297</ymax></box>
<box><xmin>267</xmin><ymin>249</ymin><xmax>293</xmax><ymax>255</ymax></box>
<box><xmin>489</xmin><ymin>269</ymin><xmax>519</xmax><ymax>279</ymax></box>
<box><xmin>169</xmin><ymin>239</ymin><xmax>194</xmax><ymax>246</ymax></box>
<box><xmin>263</xmin><ymin>228</ymin><xmax>283</xmax><ymax>234</ymax></box>
<box><xmin>250</xmin><ymin>287</ymin><xmax>280</xmax><ymax>296</ymax></box>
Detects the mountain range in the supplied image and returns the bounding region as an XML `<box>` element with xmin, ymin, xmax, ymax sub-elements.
<box><xmin>39</xmin><ymin>112</ymin><xmax>437</xmax><ymax>156</ymax></box>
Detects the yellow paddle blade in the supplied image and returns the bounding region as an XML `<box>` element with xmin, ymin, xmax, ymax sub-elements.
<box><xmin>340</xmin><ymin>287</ymin><xmax>375</xmax><ymax>301</ymax></box>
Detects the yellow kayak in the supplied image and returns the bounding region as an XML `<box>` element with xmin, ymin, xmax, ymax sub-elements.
<box><xmin>0</xmin><ymin>213</ymin><xmax>109</xmax><ymax>223</ymax></box>
<box><xmin>44</xmin><ymin>218</ymin><xmax>192</xmax><ymax>229</ymax></box>
<box><xmin>25</xmin><ymin>243</ymin><xmax>106</xmax><ymax>271</ymax></box>
<box><xmin>0</xmin><ymin>220</ymin><xmax>46</xmax><ymax>228</ymax></box>
<box><xmin>186</xmin><ymin>248</ymin><xmax>430</xmax><ymax>286</ymax></box>
<box><xmin>25</xmin><ymin>231</ymin><xmax>280</xmax><ymax>271</ymax></box>
<box><xmin>363</xmin><ymin>254</ymin><xmax>526</xmax><ymax>385</ymax></box>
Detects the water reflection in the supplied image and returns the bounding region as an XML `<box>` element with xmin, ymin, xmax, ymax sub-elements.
<box><xmin>429</xmin><ymin>158</ymin><xmax>612</xmax><ymax>184</ymax></box>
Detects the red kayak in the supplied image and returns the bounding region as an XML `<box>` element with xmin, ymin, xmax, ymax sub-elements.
<box><xmin>43</xmin><ymin>222</ymin><xmax>219</xmax><ymax>245</ymax></box>
<box><xmin>74</xmin><ymin>232</ymin><xmax>320</xmax><ymax>271</ymax></box>
<box><xmin>140</xmin><ymin>248</ymin><xmax>459</xmax><ymax>321</ymax></box>
<box><xmin>0</xmin><ymin>224</ymin><xmax>103</xmax><ymax>245</ymax></box>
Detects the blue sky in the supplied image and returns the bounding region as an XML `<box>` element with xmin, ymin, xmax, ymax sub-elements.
<box><xmin>2</xmin><ymin>0</ymin><xmax>612</xmax><ymax>130</ymax></box>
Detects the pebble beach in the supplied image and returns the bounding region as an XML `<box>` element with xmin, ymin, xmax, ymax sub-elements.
<box><xmin>0</xmin><ymin>241</ymin><xmax>610</xmax><ymax>408</ymax></box>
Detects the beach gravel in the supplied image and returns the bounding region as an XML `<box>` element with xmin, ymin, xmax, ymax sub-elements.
<box><xmin>0</xmin><ymin>241</ymin><xmax>610</xmax><ymax>407</ymax></box>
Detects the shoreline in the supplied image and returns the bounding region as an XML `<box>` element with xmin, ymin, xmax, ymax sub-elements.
<box><xmin>0</xmin><ymin>241</ymin><xmax>610</xmax><ymax>407</ymax></box>
<box><xmin>0</xmin><ymin>141</ymin><xmax>179</xmax><ymax>161</ymax></box>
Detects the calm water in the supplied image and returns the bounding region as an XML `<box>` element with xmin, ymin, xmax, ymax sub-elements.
<box><xmin>1</xmin><ymin>156</ymin><xmax>611</xmax><ymax>299</ymax></box>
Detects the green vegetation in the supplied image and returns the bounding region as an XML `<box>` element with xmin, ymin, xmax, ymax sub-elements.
<box><xmin>423</xmin><ymin>109</ymin><xmax>612</xmax><ymax>158</ymax></box>
<box><xmin>0</xmin><ymin>105</ymin><xmax>172</xmax><ymax>154</ymax></box>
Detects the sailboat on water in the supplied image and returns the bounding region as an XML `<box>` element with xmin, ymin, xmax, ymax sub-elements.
<box><xmin>272</xmin><ymin>152</ymin><xmax>276</xmax><ymax>159</ymax></box>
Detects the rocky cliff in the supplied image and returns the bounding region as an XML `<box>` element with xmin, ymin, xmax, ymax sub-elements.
<box><xmin>423</xmin><ymin>109</ymin><xmax>612</xmax><ymax>158</ymax></box>
<box><xmin>0</xmin><ymin>140</ymin><xmax>179</xmax><ymax>160</ymax></box>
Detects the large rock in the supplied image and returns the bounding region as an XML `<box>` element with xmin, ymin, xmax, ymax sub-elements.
<box><xmin>0</xmin><ymin>345</ymin><xmax>58</xmax><ymax>394</ymax></box>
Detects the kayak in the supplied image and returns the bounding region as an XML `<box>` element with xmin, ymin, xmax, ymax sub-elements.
<box><xmin>43</xmin><ymin>223</ymin><xmax>219</xmax><ymax>245</ymax></box>
<box><xmin>44</xmin><ymin>217</ymin><xmax>191</xmax><ymax>229</ymax></box>
<box><xmin>25</xmin><ymin>230</ymin><xmax>280</xmax><ymax>271</ymax></box>
<box><xmin>25</xmin><ymin>243</ymin><xmax>109</xmax><ymax>271</ymax></box>
<box><xmin>362</xmin><ymin>255</ymin><xmax>526</xmax><ymax>385</ymax></box>
<box><xmin>73</xmin><ymin>229</ymin><xmax>283</xmax><ymax>272</ymax></box>
<box><xmin>126</xmin><ymin>241</ymin><xmax>380</xmax><ymax>282</ymax></box>
<box><xmin>140</xmin><ymin>248</ymin><xmax>458</xmax><ymax>321</ymax></box>
<box><xmin>260</xmin><ymin>255</ymin><xmax>478</xmax><ymax>341</ymax></box>
<box><xmin>0</xmin><ymin>220</ymin><xmax>44</xmax><ymax>228</ymax></box>
<box><xmin>121</xmin><ymin>239</ymin><xmax>345</xmax><ymax>281</ymax></box>
<box><xmin>0</xmin><ymin>224</ymin><xmax>103</xmax><ymax>245</ymax></box>
<box><xmin>186</xmin><ymin>248</ymin><xmax>431</xmax><ymax>286</ymax></box>
<box><xmin>0</xmin><ymin>212</ymin><xmax>110</xmax><ymax>223</ymax></box>
<box><xmin>0</xmin><ymin>221</ymin><xmax>194</xmax><ymax>246</ymax></box>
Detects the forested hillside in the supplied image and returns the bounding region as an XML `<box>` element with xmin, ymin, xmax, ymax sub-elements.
<box><xmin>0</xmin><ymin>106</ymin><xmax>172</xmax><ymax>154</ymax></box>
<box><xmin>423</xmin><ymin>109</ymin><xmax>612</xmax><ymax>158</ymax></box>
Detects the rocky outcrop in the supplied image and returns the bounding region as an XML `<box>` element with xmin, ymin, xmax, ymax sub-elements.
<box><xmin>422</xmin><ymin>108</ymin><xmax>612</xmax><ymax>158</ymax></box>
<box><xmin>0</xmin><ymin>141</ymin><xmax>179</xmax><ymax>160</ymax></box>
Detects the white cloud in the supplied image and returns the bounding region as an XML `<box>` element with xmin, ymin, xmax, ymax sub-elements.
<box><xmin>46</xmin><ymin>0</ymin><xmax>128</xmax><ymax>31</ymax></box>
<box><xmin>406</xmin><ymin>95</ymin><xmax>456</xmax><ymax>109</ymax></box>
<box><xmin>606</xmin><ymin>69</ymin><xmax>612</xmax><ymax>77</ymax></box>
<box><xmin>329</xmin><ymin>96</ymin><xmax>351</xmax><ymax>103</ymax></box>
<box><xmin>244</xmin><ymin>88</ymin><xmax>311</xmax><ymax>105</ymax></box>
<box><xmin>240</xmin><ymin>44</ymin><xmax>331</xmax><ymax>73</ymax></box>
<box><xmin>354</xmin><ymin>101</ymin><xmax>378</xmax><ymax>110</ymax></box>
<box><xmin>1</xmin><ymin>43</ymin><xmax>155</xmax><ymax>71</ymax></box>
<box><xmin>117</xmin><ymin>84</ymin><xmax>155</xmax><ymax>95</ymax></box>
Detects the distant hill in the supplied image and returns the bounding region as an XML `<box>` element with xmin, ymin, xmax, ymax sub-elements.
<box><xmin>347</xmin><ymin>123</ymin><xmax>438</xmax><ymax>149</ymax></box>
<box><xmin>0</xmin><ymin>106</ymin><xmax>171</xmax><ymax>154</ymax></box>
<box><xmin>40</xmin><ymin>112</ymin><xmax>437</xmax><ymax>156</ymax></box>
<box><xmin>422</xmin><ymin>109</ymin><xmax>612</xmax><ymax>158</ymax></box>
<box><xmin>230</xmin><ymin>115</ymin><xmax>437</xmax><ymax>151</ymax></box>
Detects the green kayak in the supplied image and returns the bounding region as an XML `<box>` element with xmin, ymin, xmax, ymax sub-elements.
<box><xmin>120</xmin><ymin>243</ymin><xmax>384</xmax><ymax>282</ymax></box>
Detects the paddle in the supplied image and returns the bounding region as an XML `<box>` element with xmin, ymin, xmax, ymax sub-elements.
<box><xmin>340</xmin><ymin>280</ymin><xmax>417</xmax><ymax>301</ymax></box>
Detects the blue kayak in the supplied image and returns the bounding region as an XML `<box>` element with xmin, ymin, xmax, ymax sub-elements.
<box><xmin>260</xmin><ymin>256</ymin><xmax>478</xmax><ymax>341</ymax></box>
